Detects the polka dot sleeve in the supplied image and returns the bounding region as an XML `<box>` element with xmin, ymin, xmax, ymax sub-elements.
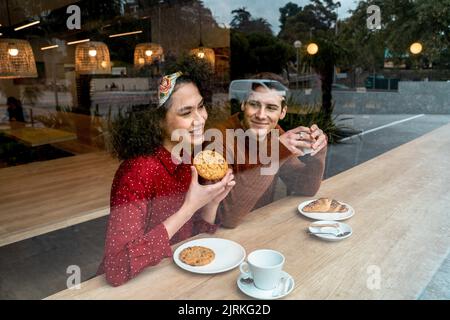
<box><xmin>102</xmin><ymin>161</ymin><xmax>172</xmax><ymax>287</ymax></box>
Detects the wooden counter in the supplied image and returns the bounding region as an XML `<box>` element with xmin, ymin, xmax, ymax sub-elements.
<box><xmin>45</xmin><ymin>123</ymin><xmax>450</xmax><ymax>299</ymax></box>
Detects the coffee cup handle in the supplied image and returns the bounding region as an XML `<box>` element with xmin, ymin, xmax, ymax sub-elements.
<box><xmin>239</xmin><ymin>262</ymin><xmax>251</xmax><ymax>278</ymax></box>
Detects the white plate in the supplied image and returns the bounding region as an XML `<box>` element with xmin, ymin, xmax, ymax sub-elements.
<box><xmin>173</xmin><ymin>238</ymin><xmax>246</xmax><ymax>274</ymax></box>
<box><xmin>237</xmin><ymin>270</ymin><xmax>294</xmax><ymax>300</ymax></box>
<box><xmin>308</xmin><ymin>220</ymin><xmax>353</xmax><ymax>241</ymax></box>
<box><xmin>298</xmin><ymin>199</ymin><xmax>355</xmax><ymax>221</ymax></box>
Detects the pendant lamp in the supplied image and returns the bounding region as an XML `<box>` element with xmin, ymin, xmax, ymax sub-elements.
<box><xmin>0</xmin><ymin>38</ymin><xmax>38</xmax><ymax>78</ymax></box>
<box><xmin>134</xmin><ymin>42</ymin><xmax>163</xmax><ymax>68</ymax></box>
<box><xmin>75</xmin><ymin>41</ymin><xmax>111</xmax><ymax>75</ymax></box>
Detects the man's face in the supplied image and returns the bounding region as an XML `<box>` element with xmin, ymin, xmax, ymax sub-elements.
<box><xmin>241</xmin><ymin>86</ymin><xmax>287</xmax><ymax>137</ymax></box>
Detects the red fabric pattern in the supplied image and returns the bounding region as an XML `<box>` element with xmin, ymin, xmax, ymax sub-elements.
<box><xmin>97</xmin><ymin>146</ymin><xmax>218</xmax><ymax>286</ymax></box>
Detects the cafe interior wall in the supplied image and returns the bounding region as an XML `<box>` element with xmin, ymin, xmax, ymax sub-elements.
<box><xmin>0</xmin><ymin>0</ymin><xmax>78</xmax><ymax>107</ymax></box>
<box><xmin>0</xmin><ymin>0</ymin><xmax>229</xmax><ymax>108</ymax></box>
<box><xmin>0</xmin><ymin>37</ymin><xmax>77</xmax><ymax>109</ymax></box>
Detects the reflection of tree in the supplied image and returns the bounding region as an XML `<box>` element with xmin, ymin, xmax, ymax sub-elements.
<box><xmin>230</xmin><ymin>30</ymin><xmax>294</xmax><ymax>80</ymax></box>
<box><xmin>230</xmin><ymin>8</ymin><xmax>293</xmax><ymax>79</ymax></box>
<box><xmin>82</xmin><ymin>0</ymin><xmax>123</xmax><ymax>21</ymax></box>
<box><xmin>41</xmin><ymin>0</ymin><xmax>123</xmax><ymax>37</ymax></box>
<box><xmin>304</xmin><ymin>36</ymin><xmax>349</xmax><ymax>120</ymax></box>
<box><xmin>338</xmin><ymin>0</ymin><xmax>450</xmax><ymax>71</ymax></box>
<box><xmin>231</xmin><ymin>7</ymin><xmax>272</xmax><ymax>35</ymax></box>
<box><xmin>278</xmin><ymin>0</ymin><xmax>340</xmax><ymax>42</ymax></box>
<box><xmin>277</xmin><ymin>1</ymin><xmax>343</xmax><ymax>119</ymax></box>
<box><xmin>337</xmin><ymin>4</ymin><xmax>385</xmax><ymax>78</ymax></box>
<box><xmin>5</xmin><ymin>0</ymin><xmax>46</xmax><ymax>25</ymax></box>
<box><xmin>151</xmin><ymin>0</ymin><xmax>228</xmax><ymax>56</ymax></box>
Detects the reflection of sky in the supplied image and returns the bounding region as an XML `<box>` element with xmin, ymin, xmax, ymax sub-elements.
<box><xmin>202</xmin><ymin>0</ymin><xmax>359</xmax><ymax>34</ymax></box>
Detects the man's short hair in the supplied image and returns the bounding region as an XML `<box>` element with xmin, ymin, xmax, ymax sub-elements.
<box><xmin>244</xmin><ymin>82</ymin><xmax>287</xmax><ymax>109</ymax></box>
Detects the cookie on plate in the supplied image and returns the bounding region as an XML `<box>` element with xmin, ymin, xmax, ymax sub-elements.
<box><xmin>193</xmin><ymin>150</ymin><xmax>228</xmax><ymax>181</ymax></box>
<box><xmin>179</xmin><ymin>246</ymin><xmax>215</xmax><ymax>266</ymax></box>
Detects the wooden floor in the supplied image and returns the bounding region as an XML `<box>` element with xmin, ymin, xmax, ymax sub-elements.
<box><xmin>0</xmin><ymin>152</ymin><xmax>120</xmax><ymax>247</ymax></box>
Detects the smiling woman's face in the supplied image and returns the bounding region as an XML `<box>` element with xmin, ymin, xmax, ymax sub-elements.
<box><xmin>163</xmin><ymin>82</ymin><xmax>207</xmax><ymax>149</ymax></box>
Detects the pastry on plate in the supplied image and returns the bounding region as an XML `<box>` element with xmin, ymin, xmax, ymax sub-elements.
<box><xmin>303</xmin><ymin>198</ymin><xmax>348</xmax><ymax>213</ymax></box>
<box><xmin>193</xmin><ymin>150</ymin><xmax>228</xmax><ymax>180</ymax></box>
<box><xmin>179</xmin><ymin>246</ymin><xmax>215</xmax><ymax>266</ymax></box>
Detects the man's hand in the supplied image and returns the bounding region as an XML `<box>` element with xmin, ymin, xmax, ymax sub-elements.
<box><xmin>310</xmin><ymin>124</ymin><xmax>327</xmax><ymax>156</ymax></box>
<box><xmin>279</xmin><ymin>126</ymin><xmax>315</xmax><ymax>156</ymax></box>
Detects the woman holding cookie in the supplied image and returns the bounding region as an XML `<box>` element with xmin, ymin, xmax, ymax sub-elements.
<box><xmin>98</xmin><ymin>72</ymin><xmax>235</xmax><ymax>286</ymax></box>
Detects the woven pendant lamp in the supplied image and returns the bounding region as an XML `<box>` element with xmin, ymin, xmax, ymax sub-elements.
<box><xmin>75</xmin><ymin>41</ymin><xmax>111</xmax><ymax>75</ymax></box>
<box><xmin>0</xmin><ymin>38</ymin><xmax>38</xmax><ymax>79</ymax></box>
<box><xmin>190</xmin><ymin>4</ymin><xmax>215</xmax><ymax>68</ymax></box>
<box><xmin>190</xmin><ymin>46</ymin><xmax>215</xmax><ymax>68</ymax></box>
<box><xmin>134</xmin><ymin>42</ymin><xmax>163</xmax><ymax>68</ymax></box>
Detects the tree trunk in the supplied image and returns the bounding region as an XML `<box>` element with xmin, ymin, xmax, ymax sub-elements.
<box><xmin>320</xmin><ymin>64</ymin><xmax>334</xmax><ymax>121</ymax></box>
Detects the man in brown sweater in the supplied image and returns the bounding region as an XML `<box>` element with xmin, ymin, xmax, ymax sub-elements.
<box><xmin>214</xmin><ymin>82</ymin><xmax>328</xmax><ymax>228</ymax></box>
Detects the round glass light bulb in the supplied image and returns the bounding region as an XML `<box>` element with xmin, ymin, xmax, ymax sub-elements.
<box><xmin>307</xmin><ymin>43</ymin><xmax>319</xmax><ymax>55</ymax></box>
<box><xmin>410</xmin><ymin>42</ymin><xmax>423</xmax><ymax>55</ymax></box>
<box><xmin>8</xmin><ymin>48</ymin><xmax>19</xmax><ymax>56</ymax></box>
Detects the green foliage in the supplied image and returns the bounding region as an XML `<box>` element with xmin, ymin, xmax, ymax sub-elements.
<box><xmin>231</xmin><ymin>30</ymin><xmax>295</xmax><ymax>79</ymax></box>
<box><xmin>278</xmin><ymin>0</ymin><xmax>341</xmax><ymax>42</ymax></box>
<box><xmin>338</xmin><ymin>0</ymin><xmax>450</xmax><ymax>70</ymax></box>
<box><xmin>301</xmin><ymin>36</ymin><xmax>350</xmax><ymax>115</ymax></box>
<box><xmin>231</xmin><ymin>7</ymin><xmax>273</xmax><ymax>35</ymax></box>
<box><xmin>229</xmin><ymin>5</ymin><xmax>295</xmax><ymax>79</ymax></box>
<box><xmin>303</xmin><ymin>36</ymin><xmax>350</xmax><ymax>70</ymax></box>
<box><xmin>276</xmin><ymin>1</ymin><xmax>345</xmax><ymax>115</ymax></box>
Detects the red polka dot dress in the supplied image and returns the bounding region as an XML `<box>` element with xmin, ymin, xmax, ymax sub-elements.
<box><xmin>97</xmin><ymin>146</ymin><xmax>218</xmax><ymax>286</ymax></box>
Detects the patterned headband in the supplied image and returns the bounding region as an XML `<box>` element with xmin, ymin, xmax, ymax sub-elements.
<box><xmin>158</xmin><ymin>71</ymin><xmax>183</xmax><ymax>107</ymax></box>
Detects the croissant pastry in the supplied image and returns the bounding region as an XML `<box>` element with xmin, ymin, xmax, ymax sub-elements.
<box><xmin>303</xmin><ymin>198</ymin><xmax>348</xmax><ymax>213</ymax></box>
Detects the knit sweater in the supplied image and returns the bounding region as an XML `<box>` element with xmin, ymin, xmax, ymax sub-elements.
<box><xmin>213</xmin><ymin>113</ymin><xmax>327</xmax><ymax>228</ymax></box>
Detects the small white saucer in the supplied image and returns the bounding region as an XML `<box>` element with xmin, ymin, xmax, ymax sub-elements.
<box><xmin>308</xmin><ymin>220</ymin><xmax>352</xmax><ymax>241</ymax></box>
<box><xmin>237</xmin><ymin>271</ymin><xmax>295</xmax><ymax>300</ymax></box>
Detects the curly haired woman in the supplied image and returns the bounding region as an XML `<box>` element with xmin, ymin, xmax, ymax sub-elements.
<box><xmin>98</xmin><ymin>72</ymin><xmax>235</xmax><ymax>286</ymax></box>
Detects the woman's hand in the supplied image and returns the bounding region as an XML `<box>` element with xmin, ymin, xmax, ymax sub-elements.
<box><xmin>200</xmin><ymin>168</ymin><xmax>235</xmax><ymax>224</ymax></box>
<box><xmin>211</xmin><ymin>168</ymin><xmax>235</xmax><ymax>204</ymax></box>
<box><xmin>183</xmin><ymin>167</ymin><xmax>235</xmax><ymax>214</ymax></box>
<box><xmin>164</xmin><ymin>167</ymin><xmax>235</xmax><ymax>238</ymax></box>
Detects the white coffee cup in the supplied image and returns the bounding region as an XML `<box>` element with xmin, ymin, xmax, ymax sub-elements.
<box><xmin>239</xmin><ymin>249</ymin><xmax>285</xmax><ymax>290</ymax></box>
